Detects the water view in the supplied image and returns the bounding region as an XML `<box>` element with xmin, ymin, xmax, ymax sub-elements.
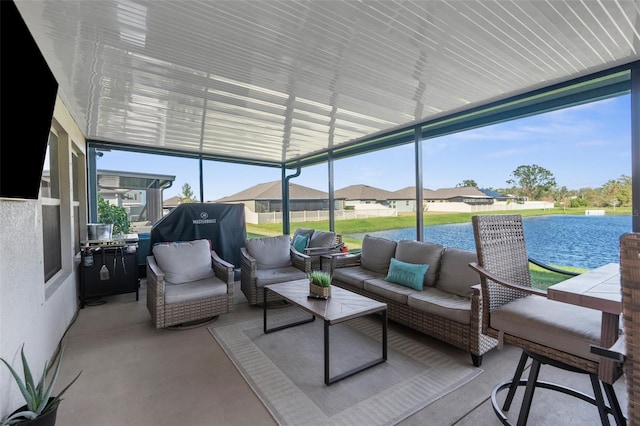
<box><xmin>348</xmin><ymin>215</ymin><xmax>632</xmax><ymax>270</ymax></box>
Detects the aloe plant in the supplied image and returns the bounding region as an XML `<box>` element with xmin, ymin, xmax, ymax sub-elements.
<box><xmin>1</xmin><ymin>344</ymin><xmax>81</xmax><ymax>425</ymax></box>
<box><xmin>307</xmin><ymin>270</ymin><xmax>332</xmax><ymax>288</ymax></box>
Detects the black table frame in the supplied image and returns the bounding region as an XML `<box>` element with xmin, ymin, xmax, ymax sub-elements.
<box><xmin>263</xmin><ymin>286</ymin><xmax>388</xmax><ymax>385</ymax></box>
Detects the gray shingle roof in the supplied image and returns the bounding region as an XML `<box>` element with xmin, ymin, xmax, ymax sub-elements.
<box><xmin>389</xmin><ymin>187</ymin><xmax>437</xmax><ymax>200</ymax></box>
<box><xmin>335</xmin><ymin>184</ymin><xmax>395</xmax><ymax>201</ymax></box>
<box><xmin>163</xmin><ymin>195</ymin><xmax>181</xmax><ymax>207</ymax></box>
<box><xmin>217</xmin><ymin>181</ymin><xmax>331</xmax><ymax>202</ymax></box>
<box><xmin>427</xmin><ymin>187</ymin><xmax>490</xmax><ymax>200</ymax></box>
<box><xmin>216</xmin><ymin>182</ymin><xmax>503</xmax><ymax>203</ymax></box>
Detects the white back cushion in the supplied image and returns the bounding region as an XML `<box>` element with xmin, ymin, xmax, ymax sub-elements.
<box><xmin>152</xmin><ymin>239</ymin><xmax>215</xmax><ymax>284</ymax></box>
<box><xmin>245</xmin><ymin>235</ymin><xmax>292</xmax><ymax>269</ymax></box>
<box><xmin>308</xmin><ymin>230</ymin><xmax>336</xmax><ymax>248</ymax></box>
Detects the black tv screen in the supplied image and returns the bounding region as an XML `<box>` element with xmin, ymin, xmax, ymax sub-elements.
<box><xmin>0</xmin><ymin>1</ymin><xmax>58</xmax><ymax>199</ymax></box>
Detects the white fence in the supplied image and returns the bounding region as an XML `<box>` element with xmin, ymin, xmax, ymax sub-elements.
<box><xmin>425</xmin><ymin>200</ymin><xmax>554</xmax><ymax>213</ymax></box>
<box><xmin>247</xmin><ymin>208</ymin><xmax>398</xmax><ymax>224</ymax></box>
<box><xmin>244</xmin><ymin>201</ymin><xmax>555</xmax><ymax>224</ymax></box>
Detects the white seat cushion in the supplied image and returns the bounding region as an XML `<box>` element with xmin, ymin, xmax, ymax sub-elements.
<box><xmin>308</xmin><ymin>230</ymin><xmax>336</xmax><ymax>248</ymax></box>
<box><xmin>407</xmin><ymin>287</ymin><xmax>471</xmax><ymax>325</ymax></box>
<box><xmin>332</xmin><ymin>266</ymin><xmax>384</xmax><ymax>290</ymax></box>
<box><xmin>491</xmin><ymin>295</ymin><xmax>602</xmax><ymax>361</ymax></box>
<box><xmin>436</xmin><ymin>248</ymin><xmax>479</xmax><ymax>297</ymax></box>
<box><xmin>395</xmin><ymin>240</ymin><xmax>443</xmax><ymax>287</ymax></box>
<box><xmin>363</xmin><ymin>278</ymin><xmax>416</xmax><ymax>304</ymax></box>
<box><xmin>360</xmin><ymin>235</ymin><xmax>397</xmax><ymax>274</ymax></box>
<box><xmin>164</xmin><ymin>276</ymin><xmax>227</xmax><ymax>304</ymax></box>
<box><xmin>152</xmin><ymin>239</ymin><xmax>214</xmax><ymax>284</ymax></box>
<box><xmin>255</xmin><ymin>266</ymin><xmax>307</xmax><ymax>287</ymax></box>
<box><xmin>246</xmin><ymin>235</ymin><xmax>292</xmax><ymax>269</ymax></box>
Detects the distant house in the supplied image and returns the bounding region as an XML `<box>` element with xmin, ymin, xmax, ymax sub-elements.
<box><xmin>214</xmin><ymin>181</ymin><xmax>540</xmax><ymax>218</ymax></box>
<box><xmin>97</xmin><ymin>169</ymin><xmax>175</xmax><ymax>225</ymax></box>
<box><xmin>388</xmin><ymin>187</ymin><xmax>437</xmax><ymax>213</ymax></box>
<box><xmin>216</xmin><ymin>181</ymin><xmax>345</xmax><ymax>213</ymax></box>
<box><xmin>386</xmin><ymin>186</ymin><xmax>530</xmax><ymax>212</ymax></box>
<box><xmin>427</xmin><ymin>187</ymin><xmax>495</xmax><ymax>204</ymax></box>
<box><xmin>478</xmin><ymin>188</ymin><xmax>521</xmax><ymax>202</ymax></box>
<box><xmin>335</xmin><ymin>184</ymin><xmax>395</xmax><ymax>209</ymax></box>
<box><xmin>425</xmin><ymin>187</ymin><xmax>548</xmax><ymax>212</ymax></box>
<box><xmin>162</xmin><ymin>196</ymin><xmax>182</xmax><ymax>213</ymax></box>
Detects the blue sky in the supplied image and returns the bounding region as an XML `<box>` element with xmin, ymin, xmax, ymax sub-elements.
<box><xmin>97</xmin><ymin>94</ymin><xmax>631</xmax><ymax>201</ymax></box>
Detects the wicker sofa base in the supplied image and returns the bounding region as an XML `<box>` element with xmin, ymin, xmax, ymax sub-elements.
<box><xmin>331</xmin><ymin>280</ymin><xmax>497</xmax><ymax>367</ymax></box>
<box><xmin>242</xmin><ymin>282</ymin><xmax>293</xmax><ymax>307</ymax></box>
<box><xmin>148</xmin><ymin>293</ymin><xmax>232</xmax><ymax>329</ymax></box>
<box><xmin>492</xmin><ymin>329</ymin><xmax>601</xmax><ymax>375</ymax></box>
<box><xmin>146</xmin><ymin>249</ymin><xmax>234</xmax><ymax>329</ymax></box>
<box><xmin>146</xmin><ymin>272</ymin><xmax>233</xmax><ymax>329</ymax></box>
<box><xmin>240</xmin><ymin>244</ymin><xmax>311</xmax><ymax>306</ymax></box>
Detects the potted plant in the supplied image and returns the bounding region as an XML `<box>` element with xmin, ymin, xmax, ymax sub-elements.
<box><xmin>308</xmin><ymin>270</ymin><xmax>332</xmax><ymax>298</ymax></box>
<box><xmin>97</xmin><ymin>194</ymin><xmax>131</xmax><ymax>236</ymax></box>
<box><xmin>1</xmin><ymin>344</ymin><xmax>81</xmax><ymax>426</ymax></box>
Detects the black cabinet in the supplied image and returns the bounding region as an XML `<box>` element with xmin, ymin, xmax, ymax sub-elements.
<box><xmin>80</xmin><ymin>245</ymin><xmax>139</xmax><ymax>308</ymax></box>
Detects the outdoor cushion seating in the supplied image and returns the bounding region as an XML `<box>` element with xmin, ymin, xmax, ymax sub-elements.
<box><xmin>323</xmin><ymin>234</ymin><xmax>498</xmax><ymax>367</ymax></box>
<box><xmin>291</xmin><ymin>228</ymin><xmax>344</xmax><ymax>270</ymax></box>
<box><xmin>241</xmin><ymin>234</ymin><xmax>311</xmax><ymax>305</ymax></box>
<box><xmin>616</xmin><ymin>232</ymin><xmax>640</xmax><ymax>423</ymax></box>
<box><xmin>469</xmin><ymin>214</ymin><xmax>624</xmax><ymax>425</ymax></box>
<box><xmin>146</xmin><ymin>239</ymin><xmax>234</xmax><ymax>328</ymax></box>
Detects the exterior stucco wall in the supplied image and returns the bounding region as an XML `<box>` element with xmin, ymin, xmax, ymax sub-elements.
<box><xmin>0</xmin><ymin>97</ymin><xmax>82</xmax><ymax>419</ymax></box>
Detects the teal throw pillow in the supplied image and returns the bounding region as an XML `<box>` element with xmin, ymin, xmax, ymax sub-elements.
<box><xmin>385</xmin><ymin>258</ymin><xmax>429</xmax><ymax>291</ymax></box>
<box><xmin>293</xmin><ymin>234</ymin><xmax>310</xmax><ymax>253</ymax></box>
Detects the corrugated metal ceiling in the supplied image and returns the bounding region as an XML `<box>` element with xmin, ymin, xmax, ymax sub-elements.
<box><xmin>16</xmin><ymin>0</ymin><xmax>640</xmax><ymax>166</ymax></box>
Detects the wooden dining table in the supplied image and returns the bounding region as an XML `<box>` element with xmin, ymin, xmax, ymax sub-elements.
<box><xmin>547</xmin><ymin>262</ymin><xmax>621</xmax><ymax>384</ymax></box>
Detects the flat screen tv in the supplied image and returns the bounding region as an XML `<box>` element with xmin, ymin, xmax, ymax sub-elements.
<box><xmin>0</xmin><ymin>0</ymin><xmax>58</xmax><ymax>199</ymax></box>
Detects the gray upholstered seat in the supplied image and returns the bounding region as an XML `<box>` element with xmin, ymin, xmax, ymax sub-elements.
<box><xmin>469</xmin><ymin>214</ymin><xmax>624</xmax><ymax>425</ymax></box>
<box><xmin>291</xmin><ymin>228</ymin><xmax>344</xmax><ymax>270</ymax></box>
<box><xmin>240</xmin><ymin>235</ymin><xmax>311</xmax><ymax>305</ymax></box>
<box><xmin>146</xmin><ymin>239</ymin><xmax>234</xmax><ymax>328</ymax></box>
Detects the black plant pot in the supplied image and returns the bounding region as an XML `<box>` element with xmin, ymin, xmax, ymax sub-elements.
<box><xmin>8</xmin><ymin>400</ymin><xmax>58</xmax><ymax>426</ymax></box>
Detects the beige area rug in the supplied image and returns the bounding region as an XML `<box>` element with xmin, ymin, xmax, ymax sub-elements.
<box><xmin>209</xmin><ymin>308</ymin><xmax>483</xmax><ymax>426</ymax></box>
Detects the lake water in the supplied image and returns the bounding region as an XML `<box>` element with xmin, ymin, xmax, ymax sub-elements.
<box><xmin>347</xmin><ymin>215</ymin><xmax>632</xmax><ymax>269</ymax></box>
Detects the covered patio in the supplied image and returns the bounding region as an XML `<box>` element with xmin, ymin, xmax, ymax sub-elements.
<box><xmin>56</xmin><ymin>279</ymin><xmax>628</xmax><ymax>425</ymax></box>
<box><xmin>2</xmin><ymin>1</ymin><xmax>640</xmax><ymax>424</ymax></box>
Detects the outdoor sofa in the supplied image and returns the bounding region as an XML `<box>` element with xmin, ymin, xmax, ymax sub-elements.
<box><xmin>323</xmin><ymin>235</ymin><xmax>498</xmax><ymax>366</ymax></box>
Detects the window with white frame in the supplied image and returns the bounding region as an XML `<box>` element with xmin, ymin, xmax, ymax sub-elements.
<box><xmin>41</xmin><ymin>131</ymin><xmax>61</xmax><ymax>281</ymax></box>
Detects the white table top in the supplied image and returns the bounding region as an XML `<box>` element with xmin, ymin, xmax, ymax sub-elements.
<box><xmin>546</xmin><ymin>262</ymin><xmax>621</xmax><ymax>314</ymax></box>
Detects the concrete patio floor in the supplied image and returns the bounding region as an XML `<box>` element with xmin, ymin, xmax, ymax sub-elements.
<box><xmin>54</xmin><ymin>279</ymin><xmax>628</xmax><ymax>425</ymax></box>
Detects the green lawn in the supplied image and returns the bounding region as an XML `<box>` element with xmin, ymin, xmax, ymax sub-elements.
<box><xmin>530</xmin><ymin>263</ymin><xmax>586</xmax><ymax>289</ymax></box>
<box><xmin>248</xmin><ymin>207</ymin><xmax>630</xmax><ymax>249</ymax></box>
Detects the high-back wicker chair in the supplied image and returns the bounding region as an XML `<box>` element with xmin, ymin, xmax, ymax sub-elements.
<box><xmin>291</xmin><ymin>228</ymin><xmax>344</xmax><ymax>270</ymax></box>
<box><xmin>240</xmin><ymin>235</ymin><xmax>311</xmax><ymax>306</ymax></box>
<box><xmin>146</xmin><ymin>239</ymin><xmax>235</xmax><ymax>329</ymax></box>
<box><xmin>621</xmin><ymin>232</ymin><xmax>640</xmax><ymax>424</ymax></box>
<box><xmin>469</xmin><ymin>214</ymin><xmax>624</xmax><ymax>425</ymax></box>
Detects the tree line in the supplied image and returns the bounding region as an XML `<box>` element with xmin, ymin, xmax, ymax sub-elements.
<box><xmin>457</xmin><ymin>164</ymin><xmax>631</xmax><ymax>208</ymax></box>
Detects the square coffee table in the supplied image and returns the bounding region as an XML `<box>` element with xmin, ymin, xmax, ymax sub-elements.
<box><xmin>263</xmin><ymin>279</ymin><xmax>388</xmax><ymax>385</ymax></box>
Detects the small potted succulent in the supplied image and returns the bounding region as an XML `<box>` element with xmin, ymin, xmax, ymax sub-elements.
<box><xmin>1</xmin><ymin>344</ymin><xmax>81</xmax><ymax>426</ymax></box>
<box><xmin>308</xmin><ymin>270</ymin><xmax>332</xmax><ymax>298</ymax></box>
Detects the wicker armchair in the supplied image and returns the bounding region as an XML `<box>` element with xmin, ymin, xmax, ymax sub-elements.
<box><xmin>240</xmin><ymin>235</ymin><xmax>311</xmax><ymax>306</ymax></box>
<box><xmin>620</xmin><ymin>232</ymin><xmax>640</xmax><ymax>424</ymax></box>
<box><xmin>146</xmin><ymin>239</ymin><xmax>234</xmax><ymax>329</ymax></box>
<box><xmin>469</xmin><ymin>214</ymin><xmax>624</xmax><ymax>425</ymax></box>
<box><xmin>291</xmin><ymin>228</ymin><xmax>344</xmax><ymax>270</ymax></box>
